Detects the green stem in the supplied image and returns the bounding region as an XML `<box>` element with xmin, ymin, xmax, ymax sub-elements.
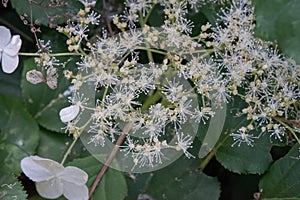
<box><xmin>135</xmin><ymin>46</ymin><xmax>167</xmax><ymax>55</ymax></box>
<box><xmin>88</xmin><ymin>123</ymin><xmax>133</xmax><ymax>198</ymax></box>
<box><xmin>141</xmin><ymin>90</ymin><xmax>163</xmax><ymax>111</ymax></box>
<box><xmin>144</xmin><ymin>4</ymin><xmax>156</xmax><ymax>24</ymax></box>
<box><xmin>186</xmin><ymin>49</ymin><xmax>213</xmax><ymax>54</ymax></box>
<box><xmin>144</xmin><ymin>39</ymin><xmax>154</xmax><ymax>62</ymax></box>
<box><xmin>19</xmin><ymin>52</ymin><xmax>82</xmax><ymax>57</ymax></box>
<box><xmin>275</xmin><ymin>119</ymin><xmax>300</xmax><ymax>144</ymax></box>
<box><xmin>34</xmin><ymin>95</ymin><xmax>63</xmax><ymax>119</ymax></box>
<box><xmin>135</xmin><ymin>46</ymin><xmax>213</xmax><ymax>57</ymax></box>
<box><xmin>102</xmin><ymin>87</ymin><xmax>109</xmax><ymax>105</ymax></box>
<box><xmin>78</xmin><ymin>47</ymin><xmax>88</xmax><ymax>57</ymax></box>
<box><xmin>191</xmin><ymin>35</ymin><xmax>200</xmax><ymax>40</ymax></box>
<box><xmin>60</xmin><ymin>118</ymin><xmax>92</xmax><ymax>165</ymax></box>
<box><xmin>117</xmin><ymin>51</ymin><xmax>131</xmax><ymax>66</ymax></box>
<box><xmin>199</xmin><ymin>133</ymin><xmax>230</xmax><ymax>170</ymax></box>
<box><xmin>61</xmin><ymin>136</ymin><xmax>79</xmax><ymax>165</ymax></box>
<box><xmin>138</xmin><ymin>9</ymin><xmax>154</xmax><ymax>62</ymax></box>
<box><xmin>139</xmin><ymin>10</ymin><xmax>146</xmax><ymax>27</ymax></box>
<box><xmin>201</xmin><ymin>95</ymin><xmax>206</xmax><ymax>107</ymax></box>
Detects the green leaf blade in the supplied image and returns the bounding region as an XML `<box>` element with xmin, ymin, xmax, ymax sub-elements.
<box><xmin>0</xmin><ymin>173</ymin><xmax>27</xmax><ymax>200</ymax></box>
<box><xmin>259</xmin><ymin>144</ymin><xmax>300</xmax><ymax>199</ymax></box>
<box><xmin>127</xmin><ymin>154</ymin><xmax>220</xmax><ymax>200</ymax></box>
<box><xmin>10</xmin><ymin>0</ymin><xmax>82</xmax><ymax>26</ymax></box>
<box><xmin>0</xmin><ymin>94</ymin><xmax>39</xmax><ymax>174</ymax></box>
<box><xmin>21</xmin><ymin>58</ymin><xmax>69</xmax><ymax>133</ymax></box>
<box><xmin>216</xmin><ymin>133</ymin><xmax>273</xmax><ymax>174</ymax></box>
<box><xmin>253</xmin><ymin>0</ymin><xmax>300</xmax><ymax>63</ymax></box>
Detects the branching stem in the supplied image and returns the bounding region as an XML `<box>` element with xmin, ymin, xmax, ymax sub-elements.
<box><xmin>88</xmin><ymin>123</ymin><xmax>133</xmax><ymax>198</ymax></box>
<box><xmin>19</xmin><ymin>52</ymin><xmax>82</xmax><ymax>57</ymax></box>
<box><xmin>60</xmin><ymin>118</ymin><xmax>92</xmax><ymax>165</ymax></box>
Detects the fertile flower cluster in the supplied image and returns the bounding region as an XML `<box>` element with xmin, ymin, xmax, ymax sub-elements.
<box><xmin>56</xmin><ymin>0</ymin><xmax>300</xmax><ymax>170</ymax></box>
<box><xmin>212</xmin><ymin>1</ymin><xmax>300</xmax><ymax>145</ymax></box>
<box><xmin>59</xmin><ymin>0</ymin><xmax>222</xmax><ymax>171</ymax></box>
<box><xmin>61</xmin><ymin>26</ymin><xmax>207</xmax><ymax>170</ymax></box>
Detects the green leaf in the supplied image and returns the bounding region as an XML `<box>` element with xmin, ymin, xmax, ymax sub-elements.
<box><xmin>10</xmin><ymin>0</ymin><xmax>82</xmax><ymax>26</ymax></box>
<box><xmin>197</xmin><ymin>96</ymin><xmax>247</xmax><ymax>143</ymax></box>
<box><xmin>198</xmin><ymin>101</ymin><xmax>227</xmax><ymax>158</ymax></box>
<box><xmin>146</xmin><ymin>161</ymin><xmax>220</xmax><ymax>200</ymax></box>
<box><xmin>21</xmin><ymin>29</ymin><xmax>76</xmax><ymax>133</ymax></box>
<box><xmin>126</xmin><ymin>154</ymin><xmax>220</xmax><ymax>200</ymax></box>
<box><xmin>0</xmin><ymin>94</ymin><xmax>39</xmax><ymax>174</ymax></box>
<box><xmin>196</xmin><ymin>2</ymin><xmax>225</xmax><ymax>26</ymax></box>
<box><xmin>148</xmin><ymin>5</ymin><xmax>165</xmax><ymax>27</ymax></box>
<box><xmin>0</xmin><ymin>173</ymin><xmax>27</xmax><ymax>200</ymax></box>
<box><xmin>0</xmin><ymin>66</ymin><xmax>22</xmax><ymax>97</ymax></box>
<box><xmin>199</xmin><ymin>96</ymin><xmax>273</xmax><ymax>174</ymax></box>
<box><xmin>187</xmin><ymin>7</ymin><xmax>212</xmax><ymax>37</ymax></box>
<box><xmin>253</xmin><ymin>0</ymin><xmax>300</xmax><ymax>63</ymax></box>
<box><xmin>37</xmin><ymin>128</ymin><xmax>90</xmax><ymax>163</ymax></box>
<box><xmin>259</xmin><ymin>144</ymin><xmax>300</xmax><ymax>199</ymax></box>
<box><xmin>214</xmin><ymin>98</ymin><xmax>273</xmax><ymax>174</ymax></box>
<box><xmin>21</xmin><ymin>30</ymin><xmax>77</xmax><ymax>133</ymax></box>
<box><xmin>21</xmin><ymin>58</ymin><xmax>69</xmax><ymax>133</ymax></box>
<box><xmin>216</xmin><ymin>133</ymin><xmax>273</xmax><ymax>175</ymax></box>
<box><xmin>67</xmin><ymin>156</ymin><xmax>128</xmax><ymax>200</ymax></box>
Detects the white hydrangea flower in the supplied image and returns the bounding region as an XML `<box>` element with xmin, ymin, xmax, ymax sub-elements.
<box><xmin>21</xmin><ymin>156</ymin><xmax>88</xmax><ymax>200</ymax></box>
<box><xmin>59</xmin><ymin>104</ymin><xmax>80</xmax><ymax>123</ymax></box>
<box><xmin>0</xmin><ymin>26</ymin><xmax>22</xmax><ymax>73</ymax></box>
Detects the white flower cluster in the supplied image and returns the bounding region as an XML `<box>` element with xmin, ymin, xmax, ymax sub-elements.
<box><xmin>59</xmin><ymin>0</ymin><xmax>221</xmax><ymax>170</ymax></box>
<box><xmin>58</xmin><ymin>0</ymin><xmax>300</xmax><ymax>169</ymax></box>
<box><xmin>212</xmin><ymin>1</ymin><xmax>300</xmax><ymax>145</ymax></box>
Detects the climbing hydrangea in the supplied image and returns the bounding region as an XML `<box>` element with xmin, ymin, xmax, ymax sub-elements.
<box><xmin>55</xmin><ymin>0</ymin><xmax>300</xmax><ymax>171</ymax></box>
<box><xmin>18</xmin><ymin>0</ymin><xmax>299</xmax><ymax>171</ymax></box>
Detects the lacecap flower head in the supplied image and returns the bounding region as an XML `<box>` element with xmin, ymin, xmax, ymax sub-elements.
<box><xmin>0</xmin><ymin>25</ymin><xmax>22</xmax><ymax>73</ymax></box>
<box><xmin>21</xmin><ymin>156</ymin><xmax>88</xmax><ymax>200</ymax></box>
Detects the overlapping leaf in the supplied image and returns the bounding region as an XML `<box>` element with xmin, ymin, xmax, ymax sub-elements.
<box><xmin>253</xmin><ymin>0</ymin><xmax>300</xmax><ymax>63</ymax></box>
<box><xmin>0</xmin><ymin>173</ymin><xmax>27</xmax><ymax>200</ymax></box>
<box><xmin>198</xmin><ymin>96</ymin><xmax>273</xmax><ymax>174</ymax></box>
<box><xmin>259</xmin><ymin>144</ymin><xmax>300</xmax><ymax>199</ymax></box>
<box><xmin>10</xmin><ymin>0</ymin><xmax>82</xmax><ymax>26</ymax></box>
<box><xmin>0</xmin><ymin>94</ymin><xmax>39</xmax><ymax>174</ymax></box>
<box><xmin>67</xmin><ymin>156</ymin><xmax>128</xmax><ymax>200</ymax></box>
<box><xmin>21</xmin><ymin>30</ymin><xmax>76</xmax><ymax>133</ymax></box>
<box><xmin>126</xmin><ymin>153</ymin><xmax>220</xmax><ymax>200</ymax></box>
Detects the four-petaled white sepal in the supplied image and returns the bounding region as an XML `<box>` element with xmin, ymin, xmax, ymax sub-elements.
<box><xmin>0</xmin><ymin>26</ymin><xmax>22</xmax><ymax>74</ymax></box>
<box><xmin>21</xmin><ymin>156</ymin><xmax>88</xmax><ymax>200</ymax></box>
